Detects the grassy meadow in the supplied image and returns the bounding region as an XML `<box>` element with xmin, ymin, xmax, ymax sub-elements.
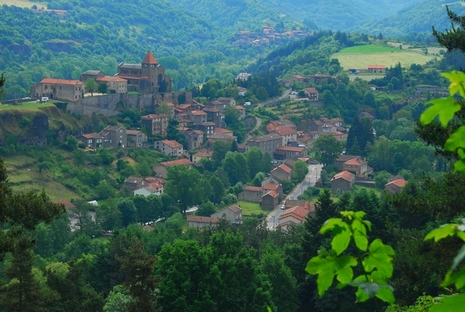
<box><xmin>0</xmin><ymin>101</ymin><xmax>54</xmax><ymax>111</ymax></box>
<box><xmin>333</xmin><ymin>44</ymin><xmax>438</xmax><ymax>70</ymax></box>
<box><xmin>237</xmin><ymin>200</ymin><xmax>269</xmax><ymax>217</ymax></box>
<box><xmin>0</xmin><ymin>0</ymin><xmax>44</xmax><ymax>8</ymax></box>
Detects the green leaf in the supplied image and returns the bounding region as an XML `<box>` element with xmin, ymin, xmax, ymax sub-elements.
<box><xmin>454</xmin><ymin>159</ymin><xmax>465</xmax><ymax>173</ymax></box>
<box><xmin>352</xmin><ymin>219</ymin><xmax>368</xmax><ymax>251</ymax></box>
<box><xmin>445</xmin><ymin>126</ymin><xmax>465</xmax><ymax>152</ymax></box>
<box><xmin>420</xmin><ymin>97</ymin><xmax>459</xmax><ymax>127</ymax></box>
<box><xmin>362</xmin><ymin>239</ymin><xmax>395</xmax><ymax>277</ymax></box>
<box><xmin>375</xmin><ymin>286</ymin><xmax>395</xmax><ymax>304</ymax></box>
<box><xmin>429</xmin><ymin>294</ymin><xmax>465</xmax><ymax>312</ymax></box>
<box><xmin>452</xmin><ymin>244</ymin><xmax>465</xmax><ymax>271</ymax></box>
<box><xmin>355</xmin><ymin>286</ymin><xmax>371</xmax><ymax>303</ymax></box>
<box><xmin>441</xmin><ymin>267</ymin><xmax>465</xmax><ymax>289</ymax></box>
<box><xmin>331</xmin><ymin>226</ymin><xmax>351</xmax><ymax>255</ymax></box>
<box><xmin>335</xmin><ymin>255</ymin><xmax>357</xmax><ymax>284</ymax></box>
<box><xmin>443</xmin><ymin>70</ymin><xmax>465</xmax><ymax>98</ymax></box>
<box><xmin>425</xmin><ymin>224</ymin><xmax>458</xmax><ymax>242</ymax></box>
<box><xmin>306</xmin><ymin>256</ymin><xmax>336</xmax><ymax>296</ymax></box>
<box><xmin>320</xmin><ymin>218</ymin><xmax>345</xmax><ymax>234</ymax></box>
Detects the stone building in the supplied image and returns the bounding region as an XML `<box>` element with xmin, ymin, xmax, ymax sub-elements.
<box><xmin>31</xmin><ymin>78</ymin><xmax>83</xmax><ymax>102</ymax></box>
<box><xmin>96</xmin><ymin>76</ymin><xmax>128</xmax><ymax>93</ymax></box>
<box><xmin>142</xmin><ymin>113</ymin><xmax>169</xmax><ymax>137</ymax></box>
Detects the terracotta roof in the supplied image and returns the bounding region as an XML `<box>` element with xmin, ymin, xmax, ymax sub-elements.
<box><xmin>386</xmin><ymin>178</ymin><xmax>407</xmax><ymax>188</ymax></box>
<box><xmin>332</xmin><ymin>170</ymin><xmax>355</xmax><ymax>182</ymax></box>
<box><xmin>243</xmin><ymin>186</ymin><xmax>263</xmax><ymax>192</ymax></box>
<box><xmin>97</xmin><ymin>76</ymin><xmax>127</xmax><ymax>82</ymax></box>
<box><xmin>80</xmin><ymin>133</ymin><xmax>100</xmax><ymax>139</ymax></box>
<box><xmin>160</xmin><ymin>159</ymin><xmax>193</xmax><ymax>167</ymax></box>
<box><xmin>273</xmin><ymin>127</ymin><xmax>297</xmax><ymax>136</ymax></box>
<box><xmin>161</xmin><ymin>140</ymin><xmax>182</xmax><ymax>148</ymax></box>
<box><xmin>187</xmin><ymin>215</ymin><xmax>219</xmax><ymax>224</ymax></box>
<box><xmin>126</xmin><ymin>130</ymin><xmax>142</xmax><ymax>135</ymax></box>
<box><xmin>344</xmin><ymin>158</ymin><xmax>362</xmax><ymax>166</ymax></box>
<box><xmin>194</xmin><ymin>149</ymin><xmax>213</xmax><ymax>158</ymax></box>
<box><xmin>142</xmin><ymin>114</ymin><xmax>168</xmax><ymax>119</ymax></box>
<box><xmin>228</xmin><ymin>205</ymin><xmax>242</xmax><ymax>213</ymax></box>
<box><xmin>304</xmin><ymin>87</ymin><xmax>318</xmax><ymax>94</ymax></box>
<box><xmin>279</xmin><ymin>206</ymin><xmax>311</xmax><ymax>222</ymax></box>
<box><xmin>368</xmin><ymin>65</ymin><xmax>386</xmax><ymax>69</ymax></box>
<box><xmin>142</xmin><ymin>51</ymin><xmax>158</xmax><ymax>64</ymax></box>
<box><xmin>191</xmin><ymin>110</ymin><xmax>207</xmax><ymax>116</ymax></box>
<box><xmin>263</xmin><ymin>183</ymin><xmax>280</xmax><ymax>191</ymax></box>
<box><xmin>263</xmin><ymin>190</ymin><xmax>278</xmax><ymax>198</ymax></box>
<box><xmin>40</xmin><ymin>78</ymin><xmax>83</xmax><ymax>85</ymax></box>
<box><xmin>276</xmin><ymin>146</ymin><xmax>305</xmax><ymax>152</ymax></box>
<box><xmin>177</xmin><ymin>104</ymin><xmax>191</xmax><ymax>110</ymax></box>
<box><xmin>276</xmin><ymin>164</ymin><xmax>292</xmax><ymax>174</ymax></box>
<box><xmin>144</xmin><ymin>177</ymin><xmax>166</xmax><ymax>184</ymax></box>
<box><xmin>149</xmin><ymin>182</ymin><xmax>163</xmax><ymax>189</ymax></box>
<box><xmin>235</xmin><ymin>105</ymin><xmax>245</xmax><ymax>110</ymax></box>
<box><xmin>203</xmin><ymin>107</ymin><xmax>220</xmax><ymax>112</ymax></box>
<box><xmin>215</xmin><ymin>128</ymin><xmax>233</xmax><ymax>134</ymax></box>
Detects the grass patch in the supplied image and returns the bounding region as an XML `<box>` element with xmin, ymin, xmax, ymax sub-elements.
<box><xmin>0</xmin><ymin>0</ymin><xmax>44</xmax><ymax>8</ymax></box>
<box><xmin>333</xmin><ymin>45</ymin><xmax>438</xmax><ymax>70</ymax></box>
<box><xmin>238</xmin><ymin>201</ymin><xmax>269</xmax><ymax>216</ymax></box>
<box><xmin>0</xmin><ymin>102</ymin><xmax>54</xmax><ymax>111</ymax></box>
<box><xmin>337</xmin><ymin>45</ymin><xmax>399</xmax><ymax>54</ymax></box>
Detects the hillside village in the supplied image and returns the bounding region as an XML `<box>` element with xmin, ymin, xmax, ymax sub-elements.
<box><xmin>20</xmin><ymin>49</ymin><xmax>414</xmax><ymax>232</ymax></box>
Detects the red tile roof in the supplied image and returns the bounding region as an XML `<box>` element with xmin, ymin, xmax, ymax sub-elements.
<box><xmin>126</xmin><ymin>130</ymin><xmax>142</xmax><ymax>135</ymax></box>
<box><xmin>215</xmin><ymin>128</ymin><xmax>233</xmax><ymax>134</ymax></box>
<box><xmin>97</xmin><ymin>76</ymin><xmax>127</xmax><ymax>82</ymax></box>
<box><xmin>279</xmin><ymin>205</ymin><xmax>311</xmax><ymax>222</ymax></box>
<box><xmin>40</xmin><ymin>78</ymin><xmax>83</xmax><ymax>86</ymax></box>
<box><xmin>276</xmin><ymin>146</ymin><xmax>305</xmax><ymax>152</ymax></box>
<box><xmin>273</xmin><ymin>127</ymin><xmax>297</xmax><ymax>136</ymax></box>
<box><xmin>332</xmin><ymin>170</ymin><xmax>355</xmax><ymax>182</ymax></box>
<box><xmin>344</xmin><ymin>158</ymin><xmax>362</xmax><ymax>166</ymax></box>
<box><xmin>162</xmin><ymin>140</ymin><xmax>182</xmax><ymax>149</ymax></box>
<box><xmin>191</xmin><ymin>110</ymin><xmax>207</xmax><ymax>116</ymax></box>
<box><xmin>277</xmin><ymin>164</ymin><xmax>292</xmax><ymax>174</ymax></box>
<box><xmin>263</xmin><ymin>183</ymin><xmax>280</xmax><ymax>191</ymax></box>
<box><xmin>386</xmin><ymin>178</ymin><xmax>407</xmax><ymax>188</ymax></box>
<box><xmin>228</xmin><ymin>205</ymin><xmax>242</xmax><ymax>213</ymax></box>
<box><xmin>243</xmin><ymin>186</ymin><xmax>263</xmax><ymax>192</ymax></box>
<box><xmin>187</xmin><ymin>215</ymin><xmax>219</xmax><ymax>224</ymax></box>
<box><xmin>263</xmin><ymin>190</ymin><xmax>278</xmax><ymax>198</ymax></box>
<box><xmin>304</xmin><ymin>87</ymin><xmax>318</xmax><ymax>94</ymax></box>
<box><xmin>368</xmin><ymin>65</ymin><xmax>386</xmax><ymax>69</ymax></box>
<box><xmin>142</xmin><ymin>51</ymin><xmax>158</xmax><ymax>64</ymax></box>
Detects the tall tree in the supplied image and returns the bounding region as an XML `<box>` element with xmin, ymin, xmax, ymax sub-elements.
<box><xmin>346</xmin><ymin>116</ymin><xmax>374</xmax><ymax>156</ymax></box>
<box><xmin>313</xmin><ymin>134</ymin><xmax>343</xmax><ymax>167</ymax></box>
<box><xmin>84</xmin><ymin>78</ymin><xmax>98</xmax><ymax>96</ymax></box>
<box><xmin>165</xmin><ymin>165</ymin><xmax>202</xmax><ymax>213</ymax></box>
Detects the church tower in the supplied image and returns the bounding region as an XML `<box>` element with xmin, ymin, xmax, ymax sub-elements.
<box><xmin>140</xmin><ymin>51</ymin><xmax>171</xmax><ymax>94</ymax></box>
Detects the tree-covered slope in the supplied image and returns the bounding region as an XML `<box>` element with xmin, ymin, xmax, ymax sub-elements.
<box><xmin>355</xmin><ymin>0</ymin><xmax>465</xmax><ymax>38</ymax></box>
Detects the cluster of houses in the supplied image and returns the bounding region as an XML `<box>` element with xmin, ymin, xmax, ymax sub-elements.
<box><xmin>232</xmin><ymin>25</ymin><xmax>313</xmax><ymax>47</ymax></box>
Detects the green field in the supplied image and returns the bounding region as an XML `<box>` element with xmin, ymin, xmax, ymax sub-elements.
<box><xmin>0</xmin><ymin>0</ymin><xmax>44</xmax><ymax>7</ymax></box>
<box><xmin>333</xmin><ymin>44</ymin><xmax>438</xmax><ymax>70</ymax></box>
<box><xmin>237</xmin><ymin>201</ymin><xmax>269</xmax><ymax>216</ymax></box>
<box><xmin>0</xmin><ymin>101</ymin><xmax>54</xmax><ymax>111</ymax></box>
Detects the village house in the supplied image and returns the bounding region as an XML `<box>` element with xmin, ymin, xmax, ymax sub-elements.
<box><xmin>116</xmin><ymin>51</ymin><xmax>172</xmax><ymax>93</ymax></box>
<box><xmin>196</xmin><ymin>122</ymin><xmax>215</xmax><ymax>138</ymax></box>
<box><xmin>133</xmin><ymin>184</ymin><xmax>163</xmax><ymax>197</ymax></box>
<box><xmin>152</xmin><ymin>159</ymin><xmax>193</xmax><ymax>178</ymax></box>
<box><xmin>192</xmin><ymin>148</ymin><xmax>213</xmax><ymax>164</ymax></box>
<box><xmin>331</xmin><ymin>170</ymin><xmax>355</xmax><ymax>194</ymax></box>
<box><xmin>202</xmin><ymin>107</ymin><xmax>223</xmax><ymax>128</ymax></box>
<box><xmin>208</xmin><ymin>132</ymin><xmax>236</xmax><ymax>146</ymax></box>
<box><xmin>237</xmin><ymin>87</ymin><xmax>247</xmax><ymax>96</ymax></box>
<box><xmin>187</xmin><ymin>215</ymin><xmax>219</xmax><ymax>229</ymax></box>
<box><xmin>270</xmin><ymin>164</ymin><xmax>293</xmax><ymax>181</ymax></box>
<box><xmin>367</xmin><ymin>65</ymin><xmax>386</xmax><ymax>74</ymax></box>
<box><xmin>124</xmin><ymin>176</ymin><xmax>147</xmax><ymax>191</ymax></box>
<box><xmin>385</xmin><ymin>178</ymin><xmax>407</xmax><ymax>194</ymax></box>
<box><xmin>261</xmin><ymin>190</ymin><xmax>279</xmax><ymax>210</ymax></box>
<box><xmin>236</xmin><ymin>72</ymin><xmax>251</xmax><ymax>81</ymax></box>
<box><xmin>80</xmin><ymin>70</ymin><xmax>104</xmax><ymax>82</ymax></box>
<box><xmin>334</xmin><ymin>155</ymin><xmax>370</xmax><ymax>176</ymax></box>
<box><xmin>274</xmin><ymin>146</ymin><xmax>308</xmax><ymax>160</ymax></box>
<box><xmin>235</xmin><ymin>105</ymin><xmax>246</xmax><ymax>120</ymax></box>
<box><xmin>278</xmin><ymin>202</ymin><xmax>315</xmax><ymax>230</ymax></box>
<box><xmin>207</xmin><ymin>97</ymin><xmax>236</xmax><ymax>111</ymax></box>
<box><xmin>141</xmin><ymin>113</ymin><xmax>169</xmax><ymax>137</ymax></box>
<box><xmin>100</xmin><ymin>125</ymin><xmax>127</xmax><ymax>148</ymax></box>
<box><xmin>182</xmin><ymin>128</ymin><xmax>204</xmax><ymax>150</ymax></box>
<box><xmin>247</xmin><ymin>134</ymin><xmax>283</xmax><ymax>156</ymax></box>
<box><xmin>77</xmin><ymin>133</ymin><xmax>103</xmax><ymax>149</ymax></box>
<box><xmin>238</xmin><ymin>186</ymin><xmax>263</xmax><ymax>203</ymax></box>
<box><xmin>31</xmin><ymin>78</ymin><xmax>83</xmax><ymax>103</ymax></box>
<box><xmin>96</xmin><ymin>76</ymin><xmax>128</xmax><ymax>93</ymax></box>
<box><xmin>303</xmin><ymin>87</ymin><xmax>319</xmax><ymax>101</ymax></box>
<box><xmin>189</xmin><ymin>110</ymin><xmax>208</xmax><ymax>125</ymax></box>
<box><xmin>126</xmin><ymin>130</ymin><xmax>147</xmax><ymax>148</ymax></box>
<box><xmin>262</xmin><ymin>183</ymin><xmax>283</xmax><ymax>199</ymax></box>
<box><xmin>271</xmin><ymin>127</ymin><xmax>297</xmax><ymax>146</ymax></box>
<box><xmin>154</xmin><ymin>140</ymin><xmax>184</xmax><ymax>157</ymax></box>
<box><xmin>266</xmin><ymin>120</ymin><xmax>297</xmax><ymax>133</ymax></box>
<box><xmin>211</xmin><ymin>205</ymin><xmax>243</xmax><ymax>224</ymax></box>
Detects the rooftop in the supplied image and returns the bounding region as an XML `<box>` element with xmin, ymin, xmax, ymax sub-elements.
<box><xmin>40</xmin><ymin>78</ymin><xmax>83</xmax><ymax>86</ymax></box>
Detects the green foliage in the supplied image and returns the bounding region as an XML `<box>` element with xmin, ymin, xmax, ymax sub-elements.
<box><xmin>306</xmin><ymin>211</ymin><xmax>395</xmax><ymax>305</ymax></box>
<box><xmin>313</xmin><ymin>134</ymin><xmax>343</xmax><ymax>167</ymax></box>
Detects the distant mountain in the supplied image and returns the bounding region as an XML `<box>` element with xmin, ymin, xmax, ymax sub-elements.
<box><xmin>267</xmin><ymin>0</ymin><xmax>423</xmax><ymax>30</ymax></box>
<box><xmin>354</xmin><ymin>0</ymin><xmax>465</xmax><ymax>38</ymax></box>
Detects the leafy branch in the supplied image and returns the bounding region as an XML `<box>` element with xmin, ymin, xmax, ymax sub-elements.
<box><xmin>305</xmin><ymin>211</ymin><xmax>395</xmax><ymax>305</ymax></box>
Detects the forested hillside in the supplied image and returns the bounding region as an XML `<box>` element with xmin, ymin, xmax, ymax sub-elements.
<box><xmin>355</xmin><ymin>0</ymin><xmax>465</xmax><ymax>40</ymax></box>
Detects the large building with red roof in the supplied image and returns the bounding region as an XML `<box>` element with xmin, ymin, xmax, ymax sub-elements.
<box><xmin>116</xmin><ymin>51</ymin><xmax>172</xmax><ymax>94</ymax></box>
<box><xmin>32</xmin><ymin>78</ymin><xmax>83</xmax><ymax>103</ymax></box>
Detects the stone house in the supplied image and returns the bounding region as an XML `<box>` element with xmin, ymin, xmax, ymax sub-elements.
<box><xmin>385</xmin><ymin>178</ymin><xmax>407</xmax><ymax>194</ymax></box>
<box><xmin>247</xmin><ymin>134</ymin><xmax>282</xmax><ymax>156</ymax></box>
<box><xmin>196</xmin><ymin>122</ymin><xmax>215</xmax><ymax>138</ymax></box>
<box><xmin>80</xmin><ymin>70</ymin><xmax>104</xmax><ymax>82</ymax></box>
<box><xmin>274</xmin><ymin>146</ymin><xmax>308</xmax><ymax>160</ymax></box>
<box><xmin>211</xmin><ymin>205</ymin><xmax>243</xmax><ymax>224</ymax></box>
<box><xmin>152</xmin><ymin>159</ymin><xmax>193</xmax><ymax>178</ymax></box>
<box><xmin>303</xmin><ymin>87</ymin><xmax>319</xmax><ymax>101</ymax></box>
<box><xmin>96</xmin><ymin>76</ymin><xmax>128</xmax><ymax>93</ymax></box>
<box><xmin>77</xmin><ymin>133</ymin><xmax>103</xmax><ymax>149</ymax></box>
<box><xmin>331</xmin><ymin>171</ymin><xmax>355</xmax><ymax>194</ymax></box>
<box><xmin>100</xmin><ymin>125</ymin><xmax>127</xmax><ymax>148</ymax></box>
<box><xmin>367</xmin><ymin>65</ymin><xmax>386</xmax><ymax>73</ymax></box>
<box><xmin>141</xmin><ymin>113</ymin><xmax>169</xmax><ymax>137</ymax></box>
<box><xmin>126</xmin><ymin>130</ymin><xmax>147</xmax><ymax>148</ymax></box>
<box><xmin>134</xmin><ymin>185</ymin><xmax>162</xmax><ymax>197</ymax></box>
<box><xmin>124</xmin><ymin>176</ymin><xmax>147</xmax><ymax>191</ymax></box>
<box><xmin>261</xmin><ymin>190</ymin><xmax>279</xmax><ymax>210</ymax></box>
<box><xmin>208</xmin><ymin>97</ymin><xmax>236</xmax><ymax>111</ymax></box>
<box><xmin>278</xmin><ymin>203</ymin><xmax>315</xmax><ymax>230</ymax></box>
<box><xmin>266</xmin><ymin>120</ymin><xmax>296</xmax><ymax>133</ymax></box>
<box><xmin>262</xmin><ymin>183</ymin><xmax>283</xmax><ymax>199</ymax></box>
<box><xmin>202</xmin><ymin>107</ymin><xmax>223</xmax><ymax>128</ymax></box>
<box><xmin>271</xmin><ymin>127</ymin><xmax>297</xmax><ymax>146</ymax></box>
<box><xmin>190</xmin><ymin>110</ymin><xmax>208</xmax><ymax>125</ymax></box>
<box><xmin>192</xmin><ymin>148</ymin><xmax>213</xmax><ymax>164</ymax></box>
<box><xmin>235</xmin><ymin>105</ymin><xmax>246</xmax><ymax>120</ymax></box>
<box><xmin>342</xmin><ymin>157</ymin><xmax>369</xmax><ymax>176</ymax></box>
<box><xmin>182</xmin><ymin>129</ymin><xmax>204</xmax><ymax>150</ymax></box>
<box><xmin>154</xmin><ymin>140</ymin><xmax>184</xmax><ymax>157</ymax></box>
<box><xmin>208</xmin><ymin>132</ymin><xmax>236</xmax><ymax>146</ymax></box>
<box><xmin>31</xmin><ymin>78</ymin><xmax>83</xmax><ymax>103</ymax></box>
<box><xmin>238</xmin><ymin>186</ymin><xmax>263</xmax><ymax>202</ymax></box>
<box><xmin>270</xmin><ymin>164</ymin><xmax>293</xmax><ymax>181</ymax></box>
<box><xmin>187</xmin><ymin>215</ymin><xmax>219</xmax><ymax>228</ymax></box>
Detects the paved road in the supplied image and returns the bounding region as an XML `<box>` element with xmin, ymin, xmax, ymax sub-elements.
<box><xmin>266</xmin><ymin>164</ymin><xmax>323</xmax><ymax>230</ymax></box>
